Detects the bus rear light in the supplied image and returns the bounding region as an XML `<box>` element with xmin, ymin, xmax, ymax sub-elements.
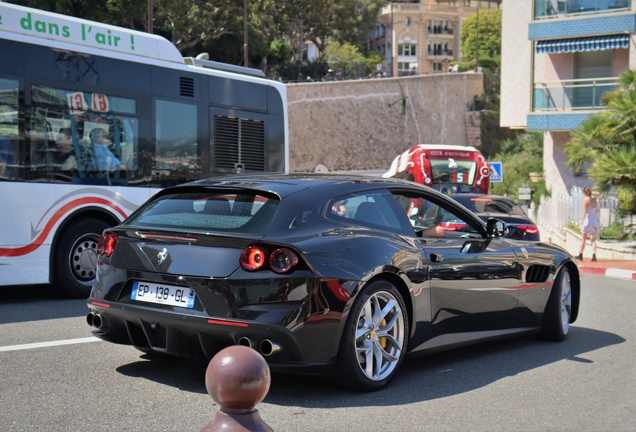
<box><xmin>240</xmin><ymin>246</ymin><xmax>267</xmax><ymax>271</ymax></box>
<box><xmin>269</xmin><ymin>248</ymin><xmax>299</xmax><ymax>274</ymax></box>
<box><xmin>97</xmin><ymin>231</ymin><xmax>118</xmax><ymax>257</ymax></box>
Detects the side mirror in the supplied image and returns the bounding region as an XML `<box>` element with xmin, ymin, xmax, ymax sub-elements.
<box><xmin>486</xmin><ymin>218</ymin><xmax>509</xmax><ymax>238</ymax></box>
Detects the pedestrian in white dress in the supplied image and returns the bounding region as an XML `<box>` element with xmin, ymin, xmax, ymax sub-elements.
<box><xmin>576</xmin><ymin>187</ymin><xmax>599</xmax><ymax>262</ymax></box>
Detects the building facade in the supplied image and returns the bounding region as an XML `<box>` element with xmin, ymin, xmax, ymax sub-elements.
<box><xmin>369</xmin><ymin>0</ymin><xmax>501</xmax><ymax>77</ymax></box>
<box><xmin>501</xmin><ymin>0</ymin><xmax>636</xmax><ymax>202</ymax></box>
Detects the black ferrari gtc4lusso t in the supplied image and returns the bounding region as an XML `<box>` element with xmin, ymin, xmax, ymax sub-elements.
<box><xmin>86</xmin><ymin>174</ymin><xmax>580</xmax><ymax>391</ymax></box>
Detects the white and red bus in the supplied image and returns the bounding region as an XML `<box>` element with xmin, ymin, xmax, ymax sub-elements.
<box><xmin>0</xmin><ymin>3</ymin><xmax>288</xmax><ymax>297</ymax></box>
<box><xmin>383</xmin><ymin>144</ymin><xmax>491</xmax><ymax>194</ymax></box>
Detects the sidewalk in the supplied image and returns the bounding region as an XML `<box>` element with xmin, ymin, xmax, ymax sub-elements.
<box><xmin>536</xmin><ymin>226</ymin><xmax>636</xmax><ymax>280</ymax></box>
<box><xmin>576</xmin><ymin>258</ymin><xmax>636</xmax><ymax>280</ymax></box>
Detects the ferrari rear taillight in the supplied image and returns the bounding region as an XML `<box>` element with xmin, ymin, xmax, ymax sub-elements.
<box><xmin>97</xmin><ymin>231</ymin><xmax>118</xmax><ymax>257</ymax></box>
<box><xmin>240</xmin><ymin>246</ymin><xmax>267</xmax><ymax>271</ymax></box>
<box><xmin>269</xmin><ymin>248</ymin><xmax>299</xmax><ymax>274</ymax></box>
<box><xmin>515</xmin><ymin>225</ymin><xmax>539</xmax><ymax>235</ymax></box>
<box><xmin>240</xmin><ymin>245</ymin><xmax>298</xmax><ymax>273</ymax></box>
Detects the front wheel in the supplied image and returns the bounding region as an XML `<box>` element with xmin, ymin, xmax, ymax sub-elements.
<box><xmin>539</xmin><ymin>266</ymin><xmax>572</xmax><ymax>341</ymax></box>
<box><xmin>54</xmin><ymin>217</ymin><xmax>111</xmax><ymax>299</ymax></box>
<box><xmin>334</xmin><ymin>280</ymin><xmax>409</xmax><ymax>391</ymax></box>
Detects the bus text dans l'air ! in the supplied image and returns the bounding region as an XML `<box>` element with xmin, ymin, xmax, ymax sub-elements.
<box><xmin>0</xmin><ymin>3</ymin><xmax>288</xmax><ymax>297</ymax></box>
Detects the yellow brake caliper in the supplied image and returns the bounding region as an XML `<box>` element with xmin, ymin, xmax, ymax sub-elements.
<box><xmin>379</xmin><ymin>318</ymin><xmax>386</xmax><ymax>349</ymax></box>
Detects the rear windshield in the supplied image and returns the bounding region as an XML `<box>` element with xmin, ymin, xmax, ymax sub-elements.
<box><xmin>452</xmin><ymin>196</ymin><xmax>526</xmax><ymax>216</ymax></box>
<box><xmin>123</xmin><ymin>192</ymin><xmax>279</xmax><ymax>235</ymax></box>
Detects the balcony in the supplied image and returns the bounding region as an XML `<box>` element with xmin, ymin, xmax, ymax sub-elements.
<box><xmin>427</xmin><ymin>49</ymin><xmax>454</xmax><ymax>57</ymax></box>
<box><xmin>428</xmin><ymin>26</ymin><xmax>454</xmax><ymax>35</ymax></box>
<box><xmin>534</xmin><ymin>0</ymin><xmax>631</xmax><ymax>19</ymax></box>
<box><xmin>532</xmin><ymin>77</ymin><xmax>619</xmax><ymax>111</ymax></box>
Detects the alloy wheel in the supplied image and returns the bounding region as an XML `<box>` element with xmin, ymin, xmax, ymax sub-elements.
<box><xmin>560</xmin><ymin>270</ymin><xmax>572</xmax><ymax>335</ymax></box>
<box><xmin>355</xmin><ymin>291</ymin><xmax>405</xmax><ymax>381</ymax></box>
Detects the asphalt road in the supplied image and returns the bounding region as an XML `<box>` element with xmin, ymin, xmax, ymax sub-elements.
<box><xmin>1</xmin><ymin>275</ymin><xmax>635</xmax><ymax>432</ymax></box>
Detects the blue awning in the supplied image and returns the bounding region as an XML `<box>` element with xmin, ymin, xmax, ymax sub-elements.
<box><xmin>536</xmin><ymin>34</ymin><xmax>629</xmax><ymax>54</ymax></box>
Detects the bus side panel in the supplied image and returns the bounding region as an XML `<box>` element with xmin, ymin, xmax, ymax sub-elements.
<box><xmin>267</xmin><ymin>86</ymin><xmax>286</xmax><ymax>173</ymax></box>
<box><xmin>208</xmin><ymin>76</ymin><xmax>267</xmax><ymax>112</ymax></box>
<box><xmin>267</xmin><ymin>113</ymin><xmax>285</xmax><ymax>173</ymax></box>
<box><xmin>0</xmin><ymin>182</ymin><xmax>155</xmax><ymax>286</ymax></box>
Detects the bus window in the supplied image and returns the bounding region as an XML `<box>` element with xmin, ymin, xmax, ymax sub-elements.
<box><xmin>154</xmin><ymin>100</ymin><xmax>199</xmax><ymax>182</ymax></box>
<box><xmin>0</xmin><ymin>78</ymin><xmax>18</xmax><ymax>180</ymax></box>
<box><xmin>28</xmin><ymin>85</ymin><xmax>139</xmax><ymax>185</ymax></box>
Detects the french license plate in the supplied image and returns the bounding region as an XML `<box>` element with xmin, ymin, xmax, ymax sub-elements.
<box><xmin>131</xmin><ymin>281</ymin><xmax>196</xmax><ymax>309</ymax></box>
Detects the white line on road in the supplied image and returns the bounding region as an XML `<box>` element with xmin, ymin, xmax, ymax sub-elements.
<box><xmin>0</xmin><ymin>337</ymin><xmax>101</xmax><ymax>352</ymax></box>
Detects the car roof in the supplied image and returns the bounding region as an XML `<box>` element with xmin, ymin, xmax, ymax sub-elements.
<box><xmin>166</xmin><ymin>173</ymin><xmax>433</xmax><ymax>199</ymax></box>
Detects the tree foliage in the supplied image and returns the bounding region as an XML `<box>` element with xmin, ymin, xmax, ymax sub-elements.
<box><xmin>12</xmin><ymin>0</ymin><xmax>388</xmax><ymax>71</ymax></box>
<box><xmin>324</xmin><ymin>42</ymin><xmax>364</xmax><ymax>72</ymax></box>
<box><xmin>330</xmin><ymin>0</ymin><xmax>388</xmax><ymax>48</ymax></box>
<box><xmin>491</xmin><ymin>132</ymin><xmax>547</xmax><ymax>205</ymax></box>
<box><xmin>154</xmin><ymin>0</ymin><xmax>245</xmax><ymax>52</ymax></box>
<box><xmin>460</xmin><ymin>9</ymin><xmax>502</xmax><ymax>63</ymax></box>
<box><xmin>565</xmin><ymin>70</ymin><xmax>636</xmax><ymax>213</ymax></box>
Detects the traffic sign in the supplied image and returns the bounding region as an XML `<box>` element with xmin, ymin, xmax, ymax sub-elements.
<box><xmin>518</xmin><ymin>187</ymin><xmax>531</xmax><ymax>200</ymax></box>
<box><xmin>489</xmin><ymin>162</ymin><xmax>503</xmax><ymax>183</ymax></box>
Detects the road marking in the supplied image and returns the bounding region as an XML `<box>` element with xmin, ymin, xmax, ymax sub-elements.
<box><xmin>0</xmin><ymin>337</ymin><xmax>101</xmax><ymax>352</ymax></box>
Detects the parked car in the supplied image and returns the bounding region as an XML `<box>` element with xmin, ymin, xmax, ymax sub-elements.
<box><xmin>86</xmin><ymin>174</ymin><xmax>579</xmax><ymax>391</ymax></box>
<box><xmin>448</xmin><ymin>194</ymin><xmax>540</xmax><ymax>241</ymax></box>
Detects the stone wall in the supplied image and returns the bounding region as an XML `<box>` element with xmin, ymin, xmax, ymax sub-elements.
<box><xmin>464</xmin><ymin>111</ymin><xmax>481</xmax><ymax>148</ymax></box>
<box><xmin>286</xmin><ymin>73</ymin><xmax>483</xmax><ymax>172</ymax></box>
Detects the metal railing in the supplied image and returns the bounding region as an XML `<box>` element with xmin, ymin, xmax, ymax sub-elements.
<box><xmin>531</xmin><ymin>186</ymin><xmax>632</xmax><ymax>236</ymax></box>
<box><xmin>534</xmin><ymin>0</ymin><xmax>631</xmax><ymax>19</ymax></box>
<box><xmin>427</xmin><ymin>49</ymin><xmax>454</xmax><ymax>57</ymax></box>
<box><xmin>533</xmin><ymin>77</ymin><xmax>619</xmax><ymax>111</ymax></box>
<box><xmin>427</xmin><ymin>27</ymin><xmax>454</xmax><ymax>35</ymax></box>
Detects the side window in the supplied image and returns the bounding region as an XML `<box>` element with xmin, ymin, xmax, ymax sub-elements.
<box><xmin>327</xmin><ymin>191</ymin><xmax>403</xmax><ymax>230</ymax></box>
<box><xmin>28</xmin><ymin>85</ymin><xmax>139</xmax><ymax>185</ymax></box>
<box><xmin>393</xmin><ymin>192</ymin><xmax>481</xmax><ymax>238</ymax></box>
<box><xmin>0</xmin><ymin>78</ymin><xmax>19</xmax><ymax>180</ymax></box>
<box><xmin>155</xmin><ymin>100</ymin><xmax>199</xmax><ymax>181</ymax></box>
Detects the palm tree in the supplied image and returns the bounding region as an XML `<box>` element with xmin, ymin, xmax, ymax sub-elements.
<box><xmin>564</xmin><ymin>69</ymin><xmax>636</xmax><ymax>214</ymax></box>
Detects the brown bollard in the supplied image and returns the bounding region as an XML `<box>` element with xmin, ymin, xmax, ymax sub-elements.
<box><xmin>201</xmin><ymin>345</ymin><xmax>273</xmax><ymax>432</ymax></box>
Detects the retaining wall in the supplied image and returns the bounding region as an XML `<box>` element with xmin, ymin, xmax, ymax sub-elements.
<box><xmin>286</xmin><ymin>73</ymin><xmax>484</xmax><ymax>172</ymax></box>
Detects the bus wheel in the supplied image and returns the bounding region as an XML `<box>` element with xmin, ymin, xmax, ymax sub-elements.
<box><xmin>54</xmin><ymin>218</ymin><xmax>110</xmax><ymax>299</ymax></box>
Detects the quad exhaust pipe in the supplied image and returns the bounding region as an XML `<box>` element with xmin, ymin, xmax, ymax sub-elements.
<box><xmin>237</xmin><ymin>337</ymin><xmax>254</xmax><ymax>349</ymax></box>
<box><xmin>236</xmin><ymin>337</ymin><xmax>282</xmax><ymax>357</ymax></box>
<box><xmin>86</xmin><ymin>312</ymin><xmax>104</xmax><ymax>329</ymax></box>
<box><xmin>259</xmin><ymin>339</ymin><xmax>281</xmax><ymax>357</ymax></box>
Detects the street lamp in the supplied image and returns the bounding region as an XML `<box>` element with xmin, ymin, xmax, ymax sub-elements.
<box><xmin>147</xmin><ymin>0</ymin><xmax>153</xmax><ymax>34</ymax></box>
<box><xmin>244</xmin><ymin>0</ymin><xmax>249</xmax><ymax>67</ymax></box>
<box><xmin>475</xmin><ymin>2</ymin><xmax>479</xmax><ymax>71</ymax></box>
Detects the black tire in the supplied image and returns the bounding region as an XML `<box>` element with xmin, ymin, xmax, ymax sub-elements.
<box><xmin>333</xmin><ymin>280</ymin><xmax>409</xmax><ymax>391</ymax></box>
<box><xmin>54</xmin><ymin>217</ymin><xmax>110</xmax><ymax>299</ymax></box>
<box><xmin>539</xmin><ymin>266</ymin><xmax>572</xmax><ymax>341</ymax></box>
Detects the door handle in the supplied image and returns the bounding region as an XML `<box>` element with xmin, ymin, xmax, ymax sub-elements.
<box><xmin>429</xmin><ymin>253</ymin><xmax>444</xmax><ymax>263</ymax></box>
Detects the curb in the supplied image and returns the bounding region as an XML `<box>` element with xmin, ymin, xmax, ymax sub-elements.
<box><xmin>578</xmin><ymin>266</ymin><xmax>636</xmax><ymax>280</ymax></box>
